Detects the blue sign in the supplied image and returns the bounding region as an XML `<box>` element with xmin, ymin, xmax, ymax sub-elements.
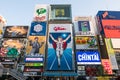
<box><xmin>30</xmin><ymin>22</ymin><xmax>47</xmax><ymax>36</ymax></box>
<box><xmin>97</xmin><ymin>11</ymin><xmax>120</xmax><ymax>20</ymax></box>
<box><xmin>76</xmin><ymin>51</ymin><xmax>101</xmax><ymax>65</ymax></box>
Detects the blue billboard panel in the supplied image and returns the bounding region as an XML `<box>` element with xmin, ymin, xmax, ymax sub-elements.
<box><xmin>76</xmin><ymin>51</ymin><xmax>101</xmax><ymax>65</ymax></box>
<box><xmin>30</xmin><ymin>22</ymin><xmax>47</xmax><ymax>36</ymax></box>
<box><xmin>46</xmin><ymin>24</ymin><xmax>74</xmax><ymax>71</ymax></box>
<box><xmin>97</xmin><ymin>11</ymin><xmax>120</xmax><ymax>20</ymax></box>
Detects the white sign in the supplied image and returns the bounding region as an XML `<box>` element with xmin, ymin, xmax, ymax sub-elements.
<box><xmin>111</xmin><ymin>38</ymin><xmax>120</xmax><ymax>49</ymax></box>
<box><xmin>33</xmin><ymin>5</ymin><xmax>48</xmax><ymax>21</ymax></box>
<box><xmin>49</xmin><ymin>24</ymin><xmax>72</xmax><ymax>33</ymax></box>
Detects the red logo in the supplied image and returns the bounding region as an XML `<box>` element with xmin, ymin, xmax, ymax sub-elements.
<box><xmin>54</xmin><ymin>27</ymin><xmax>66</xmax><ymax>31</ymax></box>
<box><xmin>34</xmin><ymin>16</ymin><xmax>45</xmax><ymax>21</ymax></box>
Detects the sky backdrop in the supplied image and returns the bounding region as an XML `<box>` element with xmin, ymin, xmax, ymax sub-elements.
<box><xmin>0</xmin><ymin>0</ymin><xmax>120</xmax><ymax>25</ymax></box>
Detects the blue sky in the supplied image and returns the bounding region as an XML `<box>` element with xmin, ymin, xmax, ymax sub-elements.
<box><xmin>0</xmin><ymin>0</ymin><xmax>120</xmax><ymax>25</ymax></box>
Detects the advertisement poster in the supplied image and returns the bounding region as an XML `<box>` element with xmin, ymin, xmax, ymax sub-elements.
<box><xmin>3</xmin><ymin>26</ymin><xmax>28</xmax><ymax>38</ymax></box>
<box><xmin>76</xmin><ymin>51</ymin><xmax>101</xmax><ymax>65</ymax></box>
<box><xmin>102</xmin><ymin>20</ymin><xmax>120</xmax><ymax>38</ymax></box>
<box><xmin>101</xmin><ymin>59</ymin><xmax>113</xmax><ymax>74</ymax></box>
<box><xmin>46</xmin><ymin>24</ymin><xmax>74</xmax><ymax>71</ymax></box>
<box><xmin>0</xmin><ymin>39</ymin><xmax>26</xmax><ymax>57</ymax></box>
<box><xmin>75</xmin><ymin>36</ymin><xmax>98</xmax><ymax>50</ymax></box>
<box><xmin>50</xmin><ymin>5</ymin><xmax>71</xmax><ymax>20</ymax></box>
<box><xmin>74</xmin><ymin>18</ymin><xmax>96</xmax><ymax>36</ymax></box>
<box><xmin>29</xmin><ymin>22</ymin><xmax>47</xmax><ymax>36</ymax></box>
<box><xmin>26</xmin><ymin>36</ymin><xmax>46</xmax><ymax>56</ymax></box>
<box><xmin>33</xmin><ymin>5</ymin><xmax>48</xmax><ymax>21</ymax></box>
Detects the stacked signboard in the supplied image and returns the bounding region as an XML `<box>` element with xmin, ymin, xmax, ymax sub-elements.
<box><xmin>0</xmin><ymin>25</ymin><xmax>28</xmax><ymax>68</ymax></box>
<box><xmin>44</xmin><ymin>4</ymin><xmax>76</xmax><ymax>77</ymax></box>
<box><xmin>74</xmin><ymin>17</ymin><xmax>101</xmax><ymax>76</ymax></box>
<box><xmin>24</xmin><ymin>5</ymin><xmax>48</xmax><ymax>76</ymax></box>
<box><xmin>96</xmin><ymin>11</ymin><xmax>120</xmax><ymax>75</ymax></box>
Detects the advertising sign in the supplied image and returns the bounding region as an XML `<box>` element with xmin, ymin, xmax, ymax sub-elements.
<box><xmin>46</xmin><ymin>24</ymin><xmax>74</xmax><ymax>71</ymax></box>
<box><xmin>97</xmin><ymin>35</ymin><xmax>109</xmax><ymax>59</ymax></box>
<box><xmin>76</xmin><ymin>51</ymin><xmax>101</xmax><ymax>65</ymax></box>
<box><xmin>102</xmin><ymin>20</ymin><xmax>120</xmax><ymax>38</ymax></box>
<box><xmin>101</xmin><ymin>59</ymin><xmax>113</xmax><ymax>74</ymax></box>
<box><xmin>3</xmin><ymin>26</ymin><xmax>28</xmax><ymax>38</ymax></box>
<box><xmin>26</xmin><ymin>36</ymin><xmax>46</xmax><ymax>56</ymax></box>
<box><xmin>30</xmin><ymin>22</ymin><xmax>47</xmax><ymax>36</ymax></box>
<box><xmin>105</xmin><ymin>39</ymin><xmax>118</xmax><ymax>70</ymax></box>
<box><xmin>49</xmin><ymin>5</ymin><xmax>72</xmax><ymax>21</ymax></box>
<box><xmin>0</xmin><ymin>39</ymin><xmax>26</xmax><ymax>57</ymax></box>
<box><xmin>111</xmin><ymin>38</ymin><xmax>120</xmax><ymax>49</ymax></box>
<box><xmin>74</xmin><ymin>20</ymin><xmax>95</xmax><ymax>35</ymax></box>
<box><xmin>97</xmin><ymin>11</ymin><xmax>120</xmax><ymax>20</ymax></box>
<box><xmin>33</xmin><ymin>5</ymin><xmax>48</xmax><ymax>21</ymax></box>
<box><xmin>75</xmin><ymin>36</ymin><xmax>98</xmax><ymax>50</ymax></box>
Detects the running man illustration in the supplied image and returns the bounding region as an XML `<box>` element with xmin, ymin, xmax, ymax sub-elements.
<box><xmin>29</xmin><ymin>37</ymin><xmax>44</xmax><ymax>55</ymax></box>
<box><xmin>49</xmin><ymin>34</ymin><xmax>71</xmax><ymax>67</ymax></box>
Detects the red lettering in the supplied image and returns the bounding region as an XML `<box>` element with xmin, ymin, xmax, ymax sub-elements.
<box><xmin>54</xmin><ymin>27</ymin><xmax>66</xmax><ymax>31</ymax></box>
<box><xmin>34</xmin><ymin>16</ymin><xmax>46</xmax><ymax>21</ymax></box>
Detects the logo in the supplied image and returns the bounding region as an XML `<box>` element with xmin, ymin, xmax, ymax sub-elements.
<box><xmin>54</xmin><ymin>27</ymin><xmax>66</xmax><ymax>31</ymax></box>
<box><xmin>78</xmin><ymin>52</ymin><xmax>100</xmax><ymax>61</ymax></box>
<box><xmin>36</xmin><ymin>8</ymin><xmax>46</xmax><ymax>16</ymax></box>
<box><xmin>34</xmin><ymin>24</ymin><xmax>43</xmax><ymax>32</ymax></box>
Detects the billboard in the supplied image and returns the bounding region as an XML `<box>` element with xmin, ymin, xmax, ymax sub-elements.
<box><xmin>49</xmin><ymin>5</ymin><xmax>72</xmax><ymax>21</ymax></box>
<box><xmin>75</xmin><ymin>36</ymin><xmax>98</xmax><ymax>50</ymax></box>
<box><xmin>0</xmin><ymin>39</ymin><xmax>26</xmax><ymax>57</ymax></box>
<box><xmin>105</xmin><ymin>39</ymin><xmax>118</xmax><ymax>70</ymax></box>
<box><xmin>111</xmin><ymin>38</ymin><xmax>120</xmax><ymax>49</ymax></box>
<box><xmin>76</xmin><ymin>51</ymin><xmax>101</xmax><ymax>65</ymax></box>
<box><xmin>33</xmin><ymin>5</ymin><xmax>48</xmax><ymax>21</ymax></box>
<box><xmin>74</xmin><ymin>19</ymin><xmax>96</xmax><ymax>36</ymax></box>
<box><xmin>29</xmin><ymin>22</ymin><xmax>47</xmax><ymax>36</ymax></box>
<box><xmin>3</xmin><ymin>26</ymin><xmax>28</xmax><ymax>38</ymax></box>
<box><xmin>97</xmin><ymin>11</ymin><xmax>120</xmax><ymax>20</ymax></box>
<box><xmin>2</xmin><ymin>39</ymin><xmax>26</xmax><ymax>57</ymax></box>
<box><xmin>101</xmin><ymin>59</ymin><xmax>113</xmax><ymax>75</ymax></box>
<box><xmin>26</xmin><ymin>36</ymin><xmax>46</xmax><ymax>56</ymax></box>
<box><xmin>102</xmin><ymin>20</ymin><xmax>120</xmax><ymax>38</ymax></box>
<box><xmin>46</xmin><ymin>24</ymin><xmax>74</xmax><ymax>71</ymax></box>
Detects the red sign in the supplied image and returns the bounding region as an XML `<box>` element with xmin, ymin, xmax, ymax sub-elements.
<box><xmin>102</xmin><ymin>59</ymin><xmax>112</xmax><ymax>74</ymax></box>
<box><xmin>102</xmin><ymin>20</ymin><xmax>120</xmax><ymax>38</ymax></box>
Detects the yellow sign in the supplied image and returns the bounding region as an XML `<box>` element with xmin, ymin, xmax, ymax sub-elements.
<box><xmin>97</xmin><ymin>76</ymin><xmax>110</xmax><ymax>80</ymax></box>
<box><xmin>55</xmin><ymin>9</ymin><xmax>65</xmax><ymax>17</ymax></box>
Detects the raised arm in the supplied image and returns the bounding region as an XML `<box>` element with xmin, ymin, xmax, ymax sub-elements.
<box><xmin>63</xmin><ymin>34</ymin><xmax>71</xmax><ymax>42</ymax></box>
<box><xmin>49</xmin><ymin>34</ymin><xmax>57</xmax><ymax>42</ymax></box>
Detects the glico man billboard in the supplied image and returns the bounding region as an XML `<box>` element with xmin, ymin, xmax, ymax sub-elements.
<box><xmin>45</xmin><ymin>24</ymin><xmax>75</xmax><ymax>71</ymax></box>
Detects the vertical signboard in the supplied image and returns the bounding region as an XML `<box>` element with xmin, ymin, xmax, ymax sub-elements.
<box><xmin>26</xmin><ymin>36</ymin><xmax>46</xmax><ymax>56</ymax></box>
<box><xmin>101</xmin><ymin>59</ymin><xmax>112</xmax><ymax>75</ymax></box>
<box><xmin>105</xmin><ymin>39</ymin><xmax>118</xmax><ymax>70</ymax></box>
<box><xmin>29</xmin><ymin>22</ymin><xmax>47</xmax><ymax>36</ymax></box>
<box><xmin>33</xmin><ymin>5</ymin><xmax>48</xmax><ymax>22</ymax></box>
<box><xmin>97</xmin><ymin>35</ymin><xmax>109</xmax><ymax>59</ymax></box>
<box><xmin>46</xmin><ymin>24</ymin><xmax>74</xmax><ymax>71</ymax></box>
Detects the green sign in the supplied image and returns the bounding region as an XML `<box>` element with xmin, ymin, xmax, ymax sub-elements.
<box><xmin>36</xmin><ymin>8</ymin><xmax>46</xmax><ymax>16</ymax></box>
